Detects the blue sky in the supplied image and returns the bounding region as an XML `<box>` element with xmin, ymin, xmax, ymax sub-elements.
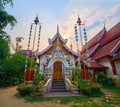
<box><xmin>5</xmin><ymin>0</ymin><xmax>120</xmax><ymax>52</ymax></box>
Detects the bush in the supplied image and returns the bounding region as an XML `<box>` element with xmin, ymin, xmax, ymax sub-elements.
<box><xmin>33</xmin><ymin>72</ymin><xmax>44</xmax><ymax>85</ymax></box>
<box><xmin>106</xmin><ymin>77</ymin><xmax>114</xmax><ymax>85</ymax></box>
<box><xmin>80</xmin><ymin>86</ymin><xmax>92</xmax><ymax>95</ymax></box>
<box><xmin>97</xmin><ymin>72</ymin><xmax>107</xmax><ymax>84</ymax></box>
<box><xmin>78</xmin><ymin>79</ymin><xmax>90</xmax><ymax>88</ymax></box>
<box><xmin>72</xmin><ymin>68</ymin><xmax>81</xmax><ymax>81</ymax></box>
<box><xmin>79</xmin><ymin>80</ymin><xmax>102</xmax><ymax>96</ymax></box>
<box><xmin>0</xmin><ymin>52</ymin><xmax>35</xmax><ymax>87</ymax></box>
<box><xmin>17</xmin><ymin>84</ymin><xmax>37</xmax><ymax>97</ymax></box>
<box><xmin>90</xmin><ymin>83</ymin><xmax>102</xmax><ymax>93</ymax></box>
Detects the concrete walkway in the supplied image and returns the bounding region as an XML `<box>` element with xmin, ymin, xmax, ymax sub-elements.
<box><xmin>44</xmin><ymin>92</ymin><xmax>84</xmax><ymax>98</ymax></box>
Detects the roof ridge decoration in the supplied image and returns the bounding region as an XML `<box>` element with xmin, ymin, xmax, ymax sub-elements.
<box><xmin>38</xmin><ymin>25</ymin><xmax>78</xmax><ymax>57</ymax></box>
<box><xmin>87</xmin><ymin>27</ymin><xmax>106</xmax><ymax>49</ymax></box>
<box><xmin>48</xmin><ymin>25</ymin><xmax>68</xmax><ymax>44</ymax></box>
<box><xmin>57</xmin><ymin>24</ymin><xmax>59</xmax><ymax>33</ymax></box>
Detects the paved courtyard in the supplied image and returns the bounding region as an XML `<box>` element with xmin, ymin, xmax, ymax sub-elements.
<box><xmin>0</xmin><ymin>86</ymin><xmax>120</xmax><ymax>107</ymax></box>
<box><xmin>0</xmin><ymin>86</ymin><xmax>71</xmax><ymax>107</ymax></box>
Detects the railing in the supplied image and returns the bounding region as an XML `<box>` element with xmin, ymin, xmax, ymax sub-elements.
<box><xmin>43</xmin><ymin>69</ymin><xmax>53</xmax><ymax>93</ymax></box>
<box><xmin>65</xmin><ymin>78</ymin><xmax>79</xmax><ymax>94</ymax></box>
<box><xmin>44</xmin><ymin>78</ymin><xmax>52</xmax><ymax>93</ymax></box>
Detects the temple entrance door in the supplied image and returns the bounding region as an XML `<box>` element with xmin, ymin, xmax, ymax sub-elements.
<box><xmin>53</xmin><ymin>61</ymin><xmax>63</xmax><ymax>80</ymax></box>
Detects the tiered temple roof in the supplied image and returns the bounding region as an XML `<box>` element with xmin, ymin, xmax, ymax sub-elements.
<box><xmin>38</xmin><ymin>26</ymin><xmax>78</xmax><ymax>57</ymax></box>
<box><xmin>83</xmin><ymin>22</ymin><xmax>120</xmax><ymax>69</ymax></box>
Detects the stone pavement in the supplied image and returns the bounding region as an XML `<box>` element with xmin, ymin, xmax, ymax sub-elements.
<box><xmin>43</xmin><ymin>92</ymin><xmax>84</xmax><ymax>98</ymax></box>
<box><xmin>102</xmin><ymin>89</ymin><xmax>120</xmax><ymax>107</ymax></box>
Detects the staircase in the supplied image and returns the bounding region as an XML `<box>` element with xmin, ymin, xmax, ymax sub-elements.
<box><xmin>50</xmin><ymin>79</ymin><xmax>67</xmax><ymax>92</ymax></box>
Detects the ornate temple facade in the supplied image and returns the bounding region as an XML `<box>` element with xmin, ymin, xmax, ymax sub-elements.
<box><xmin>37</xmin><ymin>26</ymin><xmax>78</xmax><ymax>80</ymax></box>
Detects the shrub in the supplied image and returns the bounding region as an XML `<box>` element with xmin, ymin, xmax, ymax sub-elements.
<box><xmin>78</xmin><ymin>79</ymin><xmax>90</xmax><ymax>88</ymax></box>
<box><xmin>17</xmin><ymin>84</ymin><xmax>37</xmax><ymax>97</ymax></box>
<box><xmin>106</xmin><ymin>77</ymin><xmax>114</xmax><ymax>85</ymax></box>
<box><xmin>80</xmin><ymin>86</ymin><xmax>92</xmax><ymax>95</ymax></box>
<box><xmin>79</xmin><ymin>80</ymin><xmax>102</xmax><ymax>96</ymax></box>
<box><xmin>97</xmin><ymin>72</ymin><xmax>107</xmax><ymax>84</ymax></box>
<box><xmin>33</xmin><ymin>72</ymin><xmax>44</xmax><ymax>85</ymax></box>
<box><xmin>72</xmin><ymin>68</ymin><xmax>81</xmax><ymax>81</ymax></box>
<box><xmin>90</xmin><ymin>83</ymin><xmax>102</xmax><ymax>93</ymax></box>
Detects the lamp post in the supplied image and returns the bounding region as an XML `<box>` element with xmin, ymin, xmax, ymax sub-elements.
<box><xmin>76</xmin><ymin>15</ymin><xmax>86</xmax><ymax>79</ymax></box>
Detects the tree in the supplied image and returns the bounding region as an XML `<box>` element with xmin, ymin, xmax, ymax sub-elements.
<box><xmin>0</xmin><ymin>37</ymin><xmax>10</xmax><ymax>59</ymax></box>
<box><xmin>0</xmin><ymin>52</ymin><xmax>35</xmax><ymax>87</ymax></box>
<box><xmin>0</xmin><ymin>0</ymin><xmax>13</xmax><ymax>10</ymax></box>
<box><xmin>15</xmin><ymin>37</ymin><xmax>24</xmax><ymax>52</ymax></box>
<box><xmin>0</xmin><ymin>10</ymin><xmax>17</xmax><ymax>34</ymax></box>
<box><xmin>0</xmin><ymin>0</ymin><xmax>17</xmax><ymax>35</ymax></box>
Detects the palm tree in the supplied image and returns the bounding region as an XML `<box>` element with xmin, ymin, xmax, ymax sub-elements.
<box><xmin>15</xmin><ymin>37</ymin><xmax>24</xmax><ymax>52</ymax></box>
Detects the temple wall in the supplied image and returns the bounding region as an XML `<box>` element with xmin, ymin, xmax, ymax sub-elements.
<box><xmin>98</xmin><ymin>58</ymin><xmax>113</xmax><ymax>77</ymax></box>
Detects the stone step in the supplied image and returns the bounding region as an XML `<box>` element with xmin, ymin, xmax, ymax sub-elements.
<box><xmin>52</xmin><ymin>83</ymin><xmax>65</xmax><ymax>85</ymax></box>
<box><xmin>50</xmin><ymin>79</ymin><xmax>66</xmax><ymax>92</ymax></box>
<box><xmin>44</xmin><ymin>92</ymin><xmax>84</xmax><ymax>98</ymax></box>
<box><xmin>51</xmin><ymin>85</ymin><xmax>65</xmax><ymax>89</ymax></box>
<box><xmin>50</xmin><ymin>88</ymin><xmax>67</xmax><ymax>92</ymax></box>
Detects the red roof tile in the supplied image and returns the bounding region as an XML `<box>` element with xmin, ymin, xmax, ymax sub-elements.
<box><xmin>87</xmin><ymin>28</ymin><xmax>106</xmax><ymax>49</ymax></box>
<box><xmin>82</xmin><ymin>28</ymin><xmax>106</xmax><ymax>58</ymax></box>
<box><xmin>93</xmin><ymin>37</ymin><xmax>120</xmax><ymax>60</ymax></box>
<box><xmin>100</xmin><ymin>22</ymin><xmax>120</xmax><ymax>47</ymax></box>
<box><xmin>83</xmin><ymin>22</ymin><xmax>120</xmax><ymax>60</ymax></box>
<box><xmin>87</xmin><ymin>60</ymin><xmax>107</xmax><ymax>69</ymax></box>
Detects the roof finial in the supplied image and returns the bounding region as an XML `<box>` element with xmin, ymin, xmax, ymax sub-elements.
<box><xmin>103</xmin><ymin>21</ymin><xmax>106</xmax><ymax>28</ymax></box>
<box><xmin>57</xmin><ymin>24</ymin><xmax>59</xmax><ymax>33</ymax></box>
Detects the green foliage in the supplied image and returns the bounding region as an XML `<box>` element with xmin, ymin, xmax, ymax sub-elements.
<box><xmin>97</xmin><ymin>72</ymin><xmax>107</xmax><ymax>84</ymax></box>
<box><xmin>0</xmin><ymin>52</ymin><xmax>34</xmax><ymax>87</ymax></box>
<box><xmin>33</xmin><ymin>72</ymin><xmax>44</xmax><ymax>85</ymax></box>
<box><xmin>78</xmin><ymin>79</ymin><xmax>90</xmax><ymax>88</ymax></box>
<box><xmin>0</xmin><ymin>10</ymin><xmax>17</xmax><ymax>33</ymax></box>
<box><xmin>17</xmin><ymin>84</ymin><xmax>37</xmax><ymax>97</ymax></box>
<box><xmin>97</xmin><ymin>72</ymin><xmax>115</xmax><ymax>85</ymax></box>
<box><xmin>0</xmin><ymin>0</ymin><xmax>13</xmax><ymax>10</ymax></box>
<box><xmin>79</xmin><ymin>80</ymin><xmax>102</xmax><ymax>96</ymax></box>
<box><xmin>0</xmin><ymin>37</ymin><xmax>10</xmax><ymax>59</ymax></box>
<box><xmin>90</xmin><ymin>83</ymin><xmax>102</xmax><ymax>93</ymax></box>
<box><xmin>17</xmin><ymin>83</ymin><xmax>45</xmax><ymax>97</ymax></box>
<box><xmin>72</xmin><ymin>68</ymin><xmax>81</xmax><ymax>81</ymax></box>
<box><xmin>106</xmin><ymin>77</ymin><xmax>114</xmax><ymax>85</ymax></box>
<box><xmin>0</xmin><ymin>0</ymin><xmax>17</xmax><ymax>34</ymax></box>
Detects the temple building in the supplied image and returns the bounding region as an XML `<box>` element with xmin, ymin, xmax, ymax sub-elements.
<box><xmin>82</xmin><ymin>22</ymin><xmax>120</xmax><ymax>80</ymax></box>
<box><xmin>37</xmin><ymin>26</ymin><xmax>78</xmax><ymax>80</ymax></box>
<box><xmin>22</xmin><ymin>22</ymin><xmax>120</xmax><ymax>82</ymax></box>
<box><xmin>37</xmin><ymin>22</ymin><xmax>120</xmax><ymax>81</ymax></box>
